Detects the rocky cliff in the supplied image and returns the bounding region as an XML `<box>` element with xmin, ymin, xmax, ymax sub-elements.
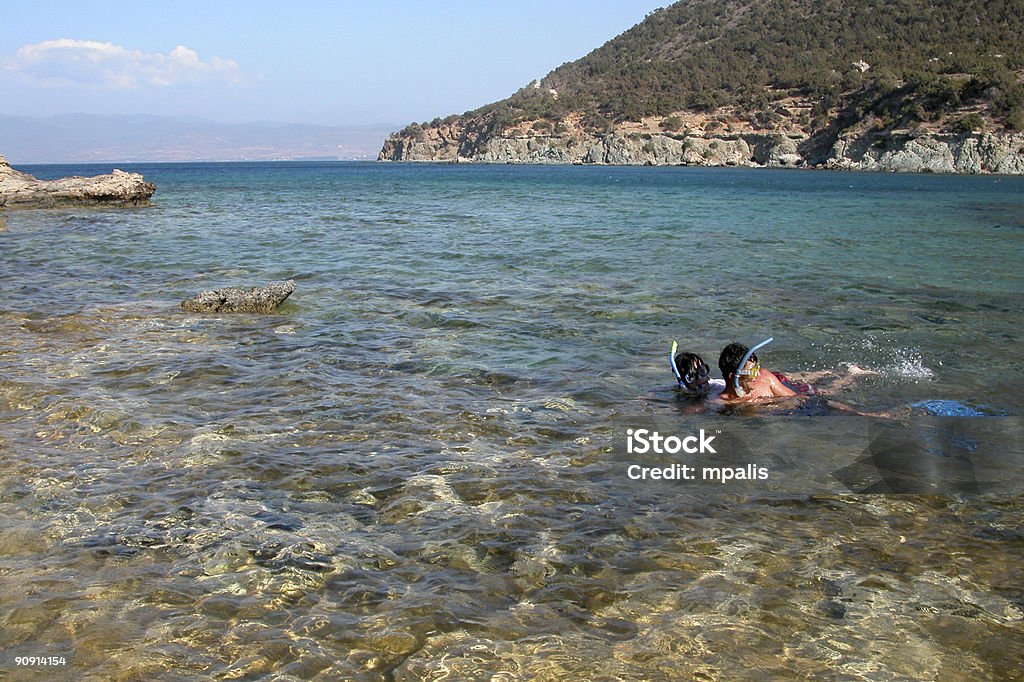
<box><xmin>0</xmin><ymin>153</ymin><xmax>156</xmax><ymax>209</ymax></box>
<box><xmin>379</xmin><ymin>0</ymin><xmax>1024</xmax><ymax>174</ymax></box>
<box><xmin>380</xmin><ymin>124</ymin><xmax>1024</xmax><ymax>174</ymax></box>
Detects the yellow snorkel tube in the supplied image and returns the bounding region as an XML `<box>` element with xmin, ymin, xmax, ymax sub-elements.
<box><xmin>669</xmin><ymin>340</ymin><xmax>683</xmax><ymax>386</ymax></box>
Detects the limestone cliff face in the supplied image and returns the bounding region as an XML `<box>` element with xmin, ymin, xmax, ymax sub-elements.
<box><xmin>0</xmin><ymin>153</ymin><xmax>156</xmax><ymax>209</ymax></box>
<box><xmin>824</xmin><ymin>133</ymin><xmax>1024</xmax><ymax>174</ymax></box>
<box><xmin>379</xmin><ymin>126</ymin><xmax>1024</xmax><ymax>174</ymax></box>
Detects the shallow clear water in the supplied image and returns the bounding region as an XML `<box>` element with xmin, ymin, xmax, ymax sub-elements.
<box><xmin>1</xmin><ymin>163</ymin><xmax>1022</xmax><ymax>679</ymax></box>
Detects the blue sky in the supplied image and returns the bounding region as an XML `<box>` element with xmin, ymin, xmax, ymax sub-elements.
<box><xmin>2</xmin><ymin>1</ymin><xmax>667</xmax><ymax>127</ymax></box>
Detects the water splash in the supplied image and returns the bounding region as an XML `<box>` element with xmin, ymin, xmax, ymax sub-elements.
<box><xmin>856</xmin><ymin>336</ymin><xmax>935</xmax><ymax>381</ymax></box>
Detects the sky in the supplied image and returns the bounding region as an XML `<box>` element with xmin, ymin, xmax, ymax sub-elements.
<box><xmin>1</xmin><ymin>1</ymin><xmax>667</xmax><ymax>128</ymax></box>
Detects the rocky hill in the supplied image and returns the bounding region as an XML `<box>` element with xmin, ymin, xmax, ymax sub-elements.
<box><xmin>380</xmin><ymin>0</ymin><xmax>1024</xmax><ymax>173</ymax></box>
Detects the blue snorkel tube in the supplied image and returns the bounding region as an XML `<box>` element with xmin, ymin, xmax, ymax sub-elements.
<box><xmin>734</xmin><ymin>337</ymin><xmax>774</xmax><ymax>397</ymax></box>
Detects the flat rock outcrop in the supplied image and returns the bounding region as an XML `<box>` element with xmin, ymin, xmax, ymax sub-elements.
<box><xmin>181</xmin><ymin>280</ymin><xmax>296</xmax><ymax>314</ymax></box>
<box><xmin>0</xmin><ymin>153</ymin><xmax>155</xmax><ymax>209</ymax></box>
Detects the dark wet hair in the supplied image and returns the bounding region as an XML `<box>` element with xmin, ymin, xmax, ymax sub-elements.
<box><xmin>673</xmin><ymin>352</ymin><xmax>711</xmax><ymax>396</ymax></box>
<box><xmin>719</xmin><ymin>342</ymin><xmax>756</xmax><ymax>381</ymax></box>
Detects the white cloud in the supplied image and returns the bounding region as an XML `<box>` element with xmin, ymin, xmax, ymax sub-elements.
<box><xmin>7</xmin><ymin>39</ymin><xmax>241</xmax><ymax>88</ymax></box>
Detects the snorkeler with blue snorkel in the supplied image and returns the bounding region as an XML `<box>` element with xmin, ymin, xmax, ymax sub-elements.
<box><xmin>718</xmin><ymin>339</ymin><xmax>798</xmax><ymax>402</ymax></box>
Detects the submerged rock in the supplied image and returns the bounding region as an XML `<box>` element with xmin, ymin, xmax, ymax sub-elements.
<box><xmin>0</xmin><ymin>153</ymin><xmax>156</xmax><ymax>209</ymax></box>
<box><xmin>181</xmin><ymin>280</ymin><xmax>296</xmax><ymax>314</ymax></box>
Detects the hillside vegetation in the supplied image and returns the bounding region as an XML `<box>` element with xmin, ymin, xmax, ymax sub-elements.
<box><xmin>394</xmin><ymin>0</ymin><xmax>1024</xmax><ymax>144</ymax></box>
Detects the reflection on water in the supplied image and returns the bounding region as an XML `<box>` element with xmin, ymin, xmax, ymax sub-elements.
<box><xmin>1</xmin><ymin>164</ymin><xmax>1023</xmax><ymax>678</ymax></box>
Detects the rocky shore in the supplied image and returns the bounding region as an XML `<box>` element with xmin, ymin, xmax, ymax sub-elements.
<box><xmin>0</xmin><ymin>153</ymin><xmax>155</xmax><ymax>209</ymax></box>
<box><xmin>380</xmin><ymin>126</ymin><xmax>1024</xmax><ymax>174</ymax></box>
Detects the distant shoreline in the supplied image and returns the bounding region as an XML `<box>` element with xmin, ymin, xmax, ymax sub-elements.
<box><xmin>0</xmin><ymin>113</ymin><xmax>396</xmax><ymax>165</ymax></box>
<box><xmin>15</xmin><ymin>159</ymin><xmax>383</xmax><ymax>167</ymax></box>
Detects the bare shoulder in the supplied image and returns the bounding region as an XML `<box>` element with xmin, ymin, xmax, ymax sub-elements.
<box><xmin>767</xmin><ymin>371</ymin><xmax>797</xmax><ymax>397</ymax></box>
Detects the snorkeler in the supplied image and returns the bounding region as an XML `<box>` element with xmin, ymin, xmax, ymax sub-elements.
<box><xmin>717</xmin><ymin>339</ymin><xmax>887</xmax><ymax>414</ymax></box>
<box><xmin>718</xmin><ymin>339</ymin><xmax>797</xmax><ymax>402</ymax></box>
<box><xmin>670</xmin><ymin>341</ymin><xmax>726</xmax><ymax>399</ymax></box>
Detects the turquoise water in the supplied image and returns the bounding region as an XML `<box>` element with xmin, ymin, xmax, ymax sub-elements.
<box><xmin>1</xmin><ymin>163</ymin><xmax>1023</xmax><ymax>678</ymax></box>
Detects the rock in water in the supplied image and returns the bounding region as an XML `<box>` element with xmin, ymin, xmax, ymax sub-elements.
<box><xmin>181</xmin><ymin>280</ymin><xmax>297</xmax><ymax>314</ymax></box>
<box><xmin>0</xmin><ymin>153</ymin><xmax>156</xmax><ymax>209</ymax></box>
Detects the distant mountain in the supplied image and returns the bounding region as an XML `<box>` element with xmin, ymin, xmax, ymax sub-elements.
<box><xmin>381</xmin><ymin>0</ymin><xmax>1024</xmax><ymax>173</ymax></box>
<box><xmin>0</xmin><ymin>114</ymin><xmax>398</xmax><ymax>163</ymax></box>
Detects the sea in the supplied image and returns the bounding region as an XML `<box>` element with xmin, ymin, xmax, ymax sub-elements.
<box><xmin>2</xmin><ymin>162</ymin><xmax>1022</xmax><ymax>680</ymax></box>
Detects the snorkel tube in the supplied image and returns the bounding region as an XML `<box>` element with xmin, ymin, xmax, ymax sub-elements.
<box><xmin>734</xmin><ymin>337</ymin><xmax>774</xmax><ymax>397</ymax></box>
<box><xmin>669</xmin><ymin>340</ymin><xmax>683</xmax><ymax>386</ymax></box>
